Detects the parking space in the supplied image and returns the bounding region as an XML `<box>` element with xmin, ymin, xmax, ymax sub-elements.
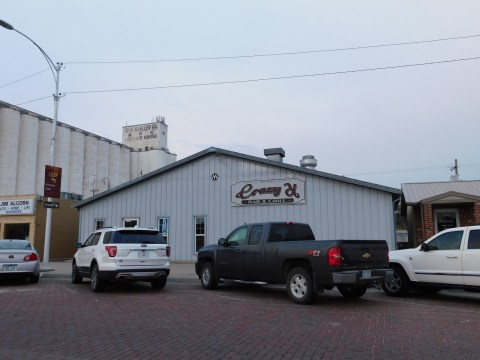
<box><xmin>1</xmin><ymin>278</ymin><xmax>479</xmax><ymax>359</ymax></box>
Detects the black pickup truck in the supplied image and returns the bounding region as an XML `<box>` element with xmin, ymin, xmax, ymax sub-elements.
<box><xmin>195</xmin><ymin>222</ymin><xmax>393</xmax><ymax>304</ymax></box>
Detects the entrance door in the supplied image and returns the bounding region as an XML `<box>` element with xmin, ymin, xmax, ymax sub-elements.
<box><xmin>4</xmin><ymin>223</ymin><xmax>30</xmax><ymax>239</ymax></box>
<box><xmin>434</xmin><ymin>209</ymin><xmax>459</xmax><ymax>232</ymax></box>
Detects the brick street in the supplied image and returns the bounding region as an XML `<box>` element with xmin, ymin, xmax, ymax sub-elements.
<box><xmin>0</xmin><ymin>277</ymin><xmax>479</xmax><ymax>360</ymax></box>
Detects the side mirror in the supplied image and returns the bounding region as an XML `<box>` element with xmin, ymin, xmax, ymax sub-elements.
<box><xmin>420</xmin><ymin>242</ymin><xmax>431</xmax><ymax>251</ymax></box>
<box><xmin>76</xmin><ymin>242</ymin><xmax>83</xmax><ymax>249</ymax></box>
<box><xmin>218</xmin><ymin>238</ymin><xmax>226</xmax><ymax>246</ymax></box>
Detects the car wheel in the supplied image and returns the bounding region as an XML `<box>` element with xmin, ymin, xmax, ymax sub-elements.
<box><xmin>200</xmin><ymin>262</ymin><xmax>217</xmax><ymax>290</ymax></box>
<box><xmin>151</xmin><ymin>277</ymin><xmax>167</xmax><ymax>290</ymax></box>
<box><xmin>286</xmin><ymin>267</ymin><xmax>314</xmax><ymax>305</ymax></box>
<box><xmin>30</xmin><ymin>274</ymin><xmax>40</xmax><ymax>284</ymax></box>
<box><xmin>382</xmin><ymin>266</ymin><xmax>410</xmax><ymax>297</ymax></box>
<box><xmin>337</xmin><ymin>285</ymin><xmax>367</xmax><ymax>298</ymax></box>
<box><xmin>90</xmin><ymin>263</ymin><xmax>106</xmax><ymax>292</ymax></box>
<box><xmin>72</xmin><ymin>260</ymin><xmax>83</xmax><ymax>284</ymax></box>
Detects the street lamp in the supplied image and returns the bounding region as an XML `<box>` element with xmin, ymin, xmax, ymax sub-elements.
<box><xmin>1</xmin><ymin>19</ymin><xmax>62</xmax><ymax>270</ymax></box>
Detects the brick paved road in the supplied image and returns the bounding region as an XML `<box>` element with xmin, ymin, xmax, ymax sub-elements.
<box><xmin>0</xmin><ymin>277</ymin><xmax>479</xmax><ymax>360</ymax></box>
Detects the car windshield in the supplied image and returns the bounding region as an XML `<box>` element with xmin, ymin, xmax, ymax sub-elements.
<box><xmin>0</xmin><ymin>240</ymin><xmax>33</xmax><ymax>250</ymax></box>
<box><xmin>109</xmin><ymin>230</ymin><xmax>166</xmax><ymax>244</ymax></box>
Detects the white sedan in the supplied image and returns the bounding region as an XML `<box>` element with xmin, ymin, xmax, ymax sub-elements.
<box><xmin>0</xmin><ymin>239</ymin><xmax>40</xmax><ymax>283</ymax></box>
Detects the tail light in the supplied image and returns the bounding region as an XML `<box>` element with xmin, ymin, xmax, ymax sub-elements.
<box><xmin>328</xmin><ymin>246</ymin><xmax>342</xmax><ymax>266</ymax></box>
<box><xmin>166</xmin><ymin>246</ymin><xmax>171</xmax><ymax>257</ymax></box>
<box><xmin>105</xmin><ymin>245</ymin><xmax>117</xmax><ymax>257</ymax></box>
<box><xmin>24</xmin><ymin>253</ymin><xmax>38</xmax><ymax>261</ymax></box>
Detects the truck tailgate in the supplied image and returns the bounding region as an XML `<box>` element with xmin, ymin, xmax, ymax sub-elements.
<box><xmin>339</xmin><ymin>240</ymin><xmax>388</xmax><ymax>270</ymax></box>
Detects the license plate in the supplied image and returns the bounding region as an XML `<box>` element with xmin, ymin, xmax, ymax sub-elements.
<box><xmin>3</xmin><ymin>264</ymin><xmax>16</xmax><ymax>271</ymax></box>
<box><xmin>138</xmin><ymin>250</ymin><xmax>149</xmax><ymax>258</ymax></box>
<box><xmin>362</xmin><ymin>270</ymin><xmax>371</xmax><ymax>279</ymax></box>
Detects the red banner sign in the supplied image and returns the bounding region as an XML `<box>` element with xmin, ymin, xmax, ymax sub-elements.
<box><xmin>44</xmin><ymin>165</ymin><xmax>62</xmax><ymax>199</ymax></box>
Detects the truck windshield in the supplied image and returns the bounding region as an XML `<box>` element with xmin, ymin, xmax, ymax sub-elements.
<box><xmin>269</xmin><ymin>224</ymin><xmax>315</xmax><ymax>242</ymax></box>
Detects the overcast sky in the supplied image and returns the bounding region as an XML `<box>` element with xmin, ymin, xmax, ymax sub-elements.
<box><xmin>1</xmin><ymin>1</ymin><xmax>479</xmax><ymax>189</ymax></box>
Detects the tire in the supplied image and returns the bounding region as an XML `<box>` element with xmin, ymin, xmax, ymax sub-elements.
<box><xmin>90</xmin><ymin>263</ymin><xmax>106</xmax><ymax>292</ymax></box>
<box><xmin>337</xmin><ymin>285</ymin><xmax>367</xmax><ymax>298</ymax></box>
<box><xmin>72</xmin><ymin>260</ymin><xmax>83</xmax><ymax>284</ymax></box>
<box><xmin>151</xmin><ymin>277</ymin><xmax>167</xmax><ymax>290</ymax></box>
<box><xmin>286</xmin><ymin>267</ymin><xmax>314</xmax><ymax>305</ymax></box>
<box><xmin>200</xmin><ymin>262</ymin><xmax>217</xmax><ymax>290</ymax></box>
<box><xmin>382</xmin><ymin>266</ymin><xmax>410</xmax><ymax>297</ymax></box>
<box><xmin>30</xmin><ymin>274</ymin><xmax>40</xmax><ymax>284</ymax></box>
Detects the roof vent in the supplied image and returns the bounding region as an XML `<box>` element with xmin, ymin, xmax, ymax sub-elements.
<box><xmin>300</xmin><ymin>155</ymin><xmax>317</xmax><ymax>169</ymax></box>
<box><xmin>264</xmin><ymin>148</ymin><xmax>285</xmax><ymax>163</ymax></box>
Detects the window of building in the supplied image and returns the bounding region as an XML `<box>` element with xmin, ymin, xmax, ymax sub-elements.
<box><xmin>123</xmin><ymin>218</ymin><xmax>139</xmax><ymax>227</ymax></box>
<box><xmin>434</xmin><ymin>209</ymin><xmax>460</xmax><ymax>233</ymax></box>
<box><xmin>95</xmin><ymin>219</ymin><xmax>105</xmax><ymax>230</ymax></box>
<box><xmin>195</xmin><ymin>216</ymin><xmax>206</xmax><ymax>253</ymax></box>
<box><xmin>158</xmin><ymin>217</ymin><xmax>169</xmax><ymax>244</ymax></box>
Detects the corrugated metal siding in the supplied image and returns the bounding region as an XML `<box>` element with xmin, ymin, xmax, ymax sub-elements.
<box><xmin>78</xmin><ymin>152</ymin><xmax>396</xmax><ymax>261</ymax></box>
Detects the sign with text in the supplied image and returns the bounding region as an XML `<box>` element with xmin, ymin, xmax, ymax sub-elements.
<box><xmin>232</xmin><ymin>178</ymin><xmax>305</xmax><ymax>206</ymax></box>
<box><xmin>44</xmin><ymin>201</ymin><xmax>59</xmax><ymax>209</ymax></box>
<box><xmin>44</xmin><ymin>165</ymin><xmax>62</xmax><ymax>198</ymax></box>
<box><xmin>0</xmin><ymin>199</ymin><xmax>35</xmax><ymax>215</ymax></box>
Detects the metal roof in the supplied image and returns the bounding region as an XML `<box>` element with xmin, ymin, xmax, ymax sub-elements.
<box><xmin>402</xmin><ymin>180</ymin><xmax>480</xmax><ymax>204</ymax></box>
<box><xmin>75</xmin><ymin>147</ymin><xmax>401</xmax><ymax>208</ymax></box>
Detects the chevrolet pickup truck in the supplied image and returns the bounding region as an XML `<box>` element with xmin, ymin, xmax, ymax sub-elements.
<box><xmin>195</xmin><ymin>222</ymin><xmax>393</xmax><ymax>304</ymax></box>
<box><xmin>383</xmin><ymin>225</ymin><xmax>480</xmax><ymax>297</ymax></box>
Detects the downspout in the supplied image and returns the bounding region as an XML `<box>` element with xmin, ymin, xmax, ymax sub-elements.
<box><xmin>392</xmin><ymin>198</ymin><xmax>401</xmax><ymax>250</ymax></box>
<box><xmin>420</xmin><ymin>202</ymin><xmax>425</xmax><ymax>244</ymax></box>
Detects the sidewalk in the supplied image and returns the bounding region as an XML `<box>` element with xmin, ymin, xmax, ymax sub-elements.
<box><xmin>41</xmin><ymin>259</ymin><xmax>199</xmax><ymax>284</ymax></box>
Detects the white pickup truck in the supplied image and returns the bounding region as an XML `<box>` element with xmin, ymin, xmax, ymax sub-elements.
<box><xmin>383</xmin><ymin>225</ymin><xmax>480</xmax><ymax>296</ymax></box>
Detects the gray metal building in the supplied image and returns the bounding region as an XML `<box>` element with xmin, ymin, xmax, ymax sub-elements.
<box><xmin>75</xmin><ymin>147</ymin><xmax>402</xmax><ymax>261</ymax></box>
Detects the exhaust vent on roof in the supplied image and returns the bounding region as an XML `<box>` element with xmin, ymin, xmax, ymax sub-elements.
<box><xmin>264</xmin><ymin>148</ymin><xmax>285</xmax><ymax>163</ymax></box>
<box><xmin>300</xmin><ymin>155</ymin><xmax>317</xmax><ymax>169</ymax></box>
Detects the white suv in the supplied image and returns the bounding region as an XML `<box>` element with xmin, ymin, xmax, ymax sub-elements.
<box><xmin>72</xmin><ymin>227</ymin><xmax>170</xmax><ymax>292</ymax></box>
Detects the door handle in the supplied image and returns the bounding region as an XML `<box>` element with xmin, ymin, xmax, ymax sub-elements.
<box><xmin>235</xmin><ymin>249</ymin><xmax>244</xmax><ymax>253</ymax></box>
<box><xmin>446</xmin><ymin>256</ymin><xmax>458</xmax><ymax>259</ymax></box>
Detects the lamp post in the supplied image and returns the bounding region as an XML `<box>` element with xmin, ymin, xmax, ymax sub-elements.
<box><xmin>1</xmin><ymin>19</ymin><xmax>62</xmax><ymax>270</ymax></box>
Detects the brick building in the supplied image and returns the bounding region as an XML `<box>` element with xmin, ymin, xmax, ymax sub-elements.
<box><xmin>401</xmin><ymin>180</ymin><xmax>480</xmax><ymax>247</ymax></box>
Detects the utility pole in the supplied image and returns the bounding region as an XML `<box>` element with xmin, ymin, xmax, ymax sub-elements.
<box><xmin>1</xmin><ymin>19</ymin><xmax>62</xmax><ymax>269</ymax></box>
<box><xmin>450</xmin><ymin>159</ymin><xmax>459</xmax><ymax>182</ymax></box>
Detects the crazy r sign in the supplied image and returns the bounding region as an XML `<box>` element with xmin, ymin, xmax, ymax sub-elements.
<box><xmin>231</xmin><ymin>178</ymin><xmax>305</xmax><ymax>206</ymax></box>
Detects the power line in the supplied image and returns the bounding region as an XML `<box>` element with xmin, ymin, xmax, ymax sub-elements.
<box><xmin>0</xmin><ymin>68</ymin><xmax>49</xmax><ymax>89</ymax></box>
<box><xmin>346</xmin><ymin>162</ymin><xmax>480</xmax><ymax>177</ymax></box>
<box><xmin>11</xmin><ymin>55</ymin><xmax>480</xmax><ymax>105</ymax></box>
<box><xmin>2</xmin><ymin>33</ymin><xmax>480</xmax><ymax>89</ymax></box>
<box><xmin>65</xmin><ymin>34</ymin><xmax>480</xmax><ymax>64</ymax></box>
<box><xmin>62</xmin><ymin>56</ymin><xmax>480</xmax><ymax>95</ymax></box>
<box><xmin>17</xmin><ymin>95</ymin><xmax>52</xmax><ymax>105</ymax></box>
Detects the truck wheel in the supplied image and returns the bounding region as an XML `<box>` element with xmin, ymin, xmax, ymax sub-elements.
<box><xmin>286</xmin><ymin>267</ymin><xmax>314</xmax><ymax>305</ymax></box>
<box><xmin>200</xmin><ymin>262</ymin><xmax>217</xmax><ymax>290</ymax></box>
<box><xmin>337</xmin><ymin>285</ymin><xmax>367</xmax><ymax>298</ymax></box>
<box><xmin>90</xmin><ymin>263</ymin><xmax>107</xmax><ymax>292</ymax></box>
<box><xmin>382</xmin><ymin>266</ymin><xmax>410</xmax><ymax>297</ymax></box>
<box><xmin>72</xmin><ymin>260</ymin><xmax>83</xmax><ymax>284</ymax></box>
